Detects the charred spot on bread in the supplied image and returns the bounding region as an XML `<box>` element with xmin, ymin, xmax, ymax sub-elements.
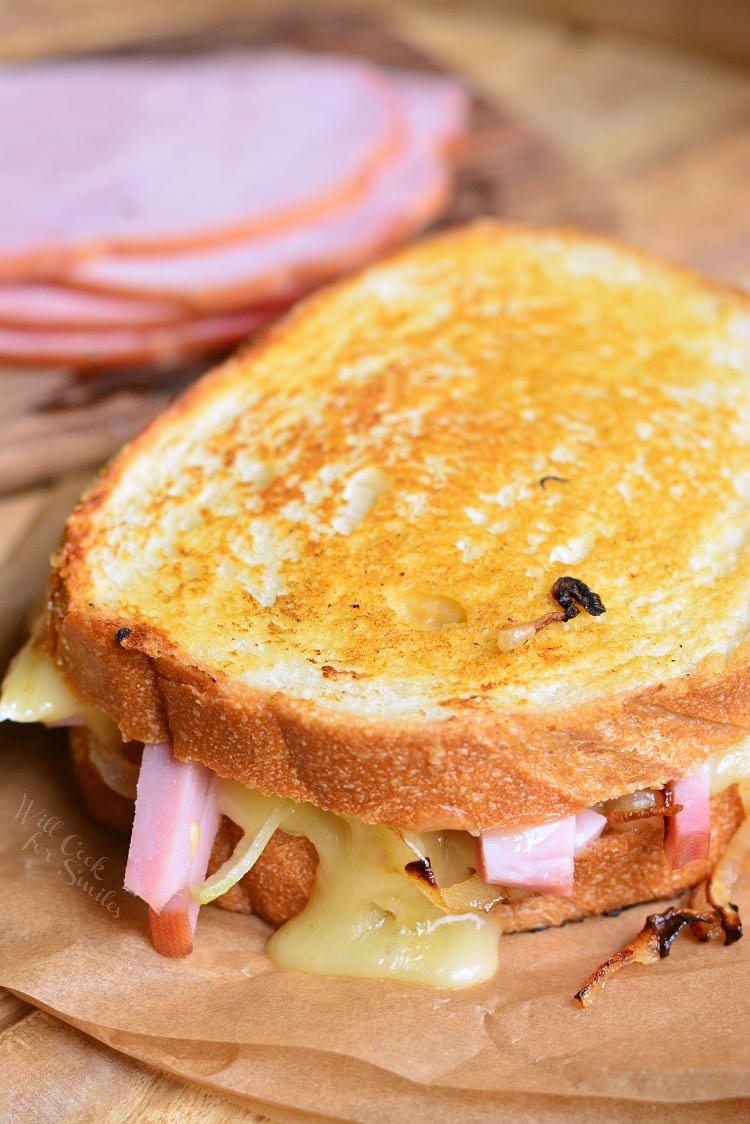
<box><xmin>321</xmin><ymin>665</ymin><xmax>361</xmax><ymax>679</ymax></box>
<box><xmin>498</xmin><ymin>577</ymin><xmax>607</xmax><ymax>651</ymax></box>
<box><xmin>551</xmin><ymin>577</ymin><xmax>606</xmax><ymax>621</ymax></box>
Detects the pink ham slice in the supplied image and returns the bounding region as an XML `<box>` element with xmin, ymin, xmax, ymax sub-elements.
<box><xmin>0</xmin><ymin>52</ymin><xmax>400</xmax><ymax>273</ymax></box>
<box><xmin>574</xmin><ymin>809</ymin><xmax>607</xmax><ymax>853</ymax></box>
<box><xmin>0</xmin><ymin>283</ymin><xmax>188</xmax><ymax>330</ymax></box>
<box><xmin>61</xmin><ymin>72</ymin><xmax>469</xmax><ymax>312</ymax></box>
<box><xmin>125</xmin><ymin>742</ymin><xmax>220</xmax><ymax>957</ymax></box>
<box><xmin>479</xmin><ymin>817</ymin><xmax>577</xmax><ymax>896</ymax></box>
<box><xmin>0</xmin><ymin>303</ymin><xmax>287</xmax><ymax>368</ymax></box>
<box><xmin>389</xmin><ymin>70</ymin><xmax>468</xmax><ymax>155</ymax></box>
<box><xmin>663</xmin><ymin>764</ymin><xmax>711</xmax><ymax>869</ymax></box>
<box><xmin>479</xmin><ymin>810</ymin><xmax>606</xmax><ymax>897</ymax></box>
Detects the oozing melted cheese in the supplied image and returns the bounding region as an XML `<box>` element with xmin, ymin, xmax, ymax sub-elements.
<box><xmin>0</xmin><ymin>639</ymin><xmax>82</xmax><ymax>724</ymax></box>
<box><xmin>711</xmin><ymin>739</ymin><xmax>750</xmax><ymax>797</ymax></box>
<box><xmin>3</xmin><ymin>644</ymin><xmax>750</xmax><ymax>986</ymax></box>
<box><xmin>217</xmin><ymin>783</ymin><xmax>499</xmax><ymax>987</ymax></box>
<box><xmin>0</xmin><ymin>639</ymin><xmax>113</xmax><ymax>739</ymax></box>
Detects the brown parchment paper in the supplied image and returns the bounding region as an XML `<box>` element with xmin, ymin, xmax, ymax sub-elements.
<box><xmin>2</xmin><ymin>726</ymin><xmax>749</xmax><ymax>1121</ymax></box>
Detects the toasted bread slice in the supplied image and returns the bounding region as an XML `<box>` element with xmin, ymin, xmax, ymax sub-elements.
<box><xmin>46</xmin><ymin>222</ymin><xmax>750</xmax><ymax>830</ymax></box>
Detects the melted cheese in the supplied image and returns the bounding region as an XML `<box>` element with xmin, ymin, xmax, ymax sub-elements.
<box><xmin>711</xmin><ymin>735</ymin><xmax>750</xmax><ymax>798</ymax></box>
<box><xmin>215</xmin><ymin>782</ymin><xmax>499</xmax><ymax>988</ymax></box>
<box><xmin>0</xmin><ymin>639</ymin><xmax>114</xmax><ymax>741</ymax></box>
<box><xmin>3</xmin><ymin>644</ymin><xmax>749</xmax><ymax>985</ymax></box>
<box><xmin>0</xmin><ymin>639</ymin><xmax>83</xmax><ymax>724</ymax></box>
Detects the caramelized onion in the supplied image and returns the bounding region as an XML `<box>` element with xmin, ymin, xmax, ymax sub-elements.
<box><xmin>599</xmin><ymin>788</ymin><xmax>682</xmax><ymax>825</ymax></box>
<box><xmin>709</xmin><ymin>814</ymin><xmax>750</xmax><ymax>914</ymax></box>
<box><xmin>576</xmin><ymin>805</ymin><xmax>748</xmax><ymax>1006</ymax></box>
<box><xmin>404</xmin><ymin>858</ymin><xmax>507</xmax><ymax>914</ymax></box>
<box><xmin>689</xmin><ymin>881</ymin><xmax>743</xmax><ymax>945</ymax></box>
<box><xmin>575</xmin><ymin>903</ymin><xmax>713</xmax><ymax>1006</ymax></box>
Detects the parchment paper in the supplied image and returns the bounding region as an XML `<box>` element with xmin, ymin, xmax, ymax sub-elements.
<box><xmin>2</xmin><ymin>725</ymin><xmax>749</xmax><ymax>1120</ymax></box>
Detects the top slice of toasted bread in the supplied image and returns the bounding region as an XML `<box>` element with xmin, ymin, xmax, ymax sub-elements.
<box><xmin>45</xmin><ymin>222</ymin><xmax>750</xmax><ymax>829</ymax></box>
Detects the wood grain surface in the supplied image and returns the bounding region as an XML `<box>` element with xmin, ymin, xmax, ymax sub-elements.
<box><xmin>476</xmin><ymin>0</ymin><xmax>750</xmax><ymax>64</ymax></box>
<box><xmin>397</xmin><ymin>1</ymin><xmax>750</xmax><ymax>285</ymax></box>
<box><xmin>1</xmin><ymin>2</ymin><xmax>749</xmax><ymax>1120</ymax></box>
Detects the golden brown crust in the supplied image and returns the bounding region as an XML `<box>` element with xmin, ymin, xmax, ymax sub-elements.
<box><xmin>71</xmin><ymin>732</ymin><xmax>743</xmax><ymax>934</ymax></box>
<box><xmin>51</xmin><ymin>604</ymin><xmax>750</xmax><ymax>830</ymax></box>
<box><xmin>45</xmin><ymin>222</ymin><xmax>750</xmax><ymax>829</ymax></box>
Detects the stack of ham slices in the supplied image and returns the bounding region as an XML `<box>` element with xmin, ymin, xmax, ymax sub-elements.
<box><xmin>0</xmin><ymin>52</ymin><xmax>467</xmax><ymax>370</ymax></box>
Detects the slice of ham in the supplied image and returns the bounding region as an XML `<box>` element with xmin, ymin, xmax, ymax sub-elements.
<box><xmin>0</xmin><ymin>283</ymin><xmax>188</xmax><ymax>330</ymax></box>
<box><xmin>125</xmin><ymin>742</ymin><xmax>220</xmax><ymax>956</ymax></box>
<box><xmin>389</xmin><ymin>70</ymin><xmax>468</xmax><ymax>155</ymax></box>
<box><xmin>61</xmin><ymin>72</ymin><xmax>468</xmax><ymax>312</ymax></box>
<box><xmin>0</xmin><ymin>52</ymin><xmax>400</xmax><ymax>272</ymax></box>
<box><xmin>663</xmin><ymin>764</ymin><xmax>711</xmax><ymax>869</ymax></box>
<box><xmin>479</xmin><ymin>816</ymin><xmax>577</xmax><ymax>896</ymax></box>
<box><xmin>0</xmin><ymin>303</ymin><xmax>287</xmax><ymax>369</ymax></box>
<box><xmin>479</xmin><ymin>810</ymin><xmax>606</xmax><ymax>897</ymax></box>
<box><xmin>574</xmin><ymin>809</ymin><xmax>607</xmax><ymax>853</ymax></box>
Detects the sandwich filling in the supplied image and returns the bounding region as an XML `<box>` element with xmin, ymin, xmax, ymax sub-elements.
<box><xmin>3</xmin><ymin>640</ymin><xmax>749</xmax><ymax>989</ymax></box>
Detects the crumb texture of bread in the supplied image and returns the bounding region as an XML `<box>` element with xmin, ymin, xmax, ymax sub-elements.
<box><xmin>49</xmin><ymin>223</ymin><xmax>750</xmax><ymax>827</ymax></box>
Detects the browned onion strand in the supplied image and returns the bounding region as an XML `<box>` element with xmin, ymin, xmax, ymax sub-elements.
<box><xmin>684</xmin><ymin>884</ymin><xmax>724</xmax><ymax>942</ymax></box>
<box><xmin>575</xmin><ymin>814</ymin><xmax>748</xmax><ymax>1007</ymax></box>
<box><xmin>403</xmin><ymin>857</ymin><xmax>508</xmax><ymax>914</ymax></box>
<box><xmin>599</xmin><ymin>788</ymin><xmax>682</xmax><ymax>825</ymax></box>
<box><xmin>574</xmin><ymin>895</ymin><xmax>737</xmax><ymax>1007</ymax></box>
<box><xmin>404</xmin><ymin>858</ymin><xmax>437</xmax><ymax>887</ymax></box>
<box><xmin>576</xmin><ymin>794</ymin><xmax>750</xmax><ymax>1006</ymax></box>
<box><xmin>706</xmin><ymin>883</ymin><xmax>743</xmax><ymax>944</ymax></box>
<box><xmin>710</xmin><ymin>814</ymin><xmax>750</xmax><ymax>910</ymax></box>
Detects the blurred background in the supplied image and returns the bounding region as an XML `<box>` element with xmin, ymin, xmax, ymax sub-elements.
<box><xmin>1</xmin><ymin>0</ymin><xmax>748</xmax><ymax>286</ymax></box>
